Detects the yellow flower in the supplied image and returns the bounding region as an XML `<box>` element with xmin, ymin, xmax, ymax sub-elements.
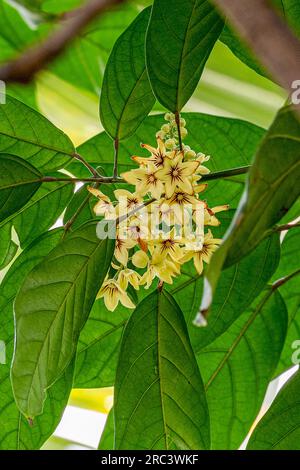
<box><xmin>156</xmin><ymin>153</ymin><xmax>199</xmax><ymax>198</ymax></box>
<box><xmin>114</xmin><ymin>189</ymin><xmax>143</xmax><ymax>211</ymax></box>
<box><xmin>150</xmin><ymin>228</ymin><xmax>185</xmax><ymax>262</ymax></box>
<box><xmin>121</xmin><ymin>163</ymin><xmax>165</xmax><ymax>199</ymax></box>
<box><xmin>180</xmin><ymin>230</ymin><xmax>222</xmax><ymax>275</ymax></box>
<box><xmin>132</xmin><ymin>248</ymin><xmax>180</xmax><ymax>288</ymax></box>
<box><xmin>117</xmin><ymin>268</ymin><xmax>141</xmax><ymax>290</ymax></box>
<box><xmin>114</xmin><ymin>235</ymin><xmax>136</xmax><ymax>265</ymax></box>
<box><xmin>132</xmin><ymin>137</ymin><xmax>170</xmax><ymax>169</ymax></box>
<box><xmin>203</xmin><ymin>204</ymin><xmax>230</xmax><ymax>226</ymax></box>
<box><xmin>166</xmin><ymin>189</ymin><xmax>199</xmax><ymax>224</ymax></box>
<box><xmin>88</xmin><ymin>187</ymin><xmax>115</xmax><ymax>218</ymax></box>
<box><xmin>97</xmin><ymin>279</ymin><xmax>135</xmax><ymax>311</ymax></box>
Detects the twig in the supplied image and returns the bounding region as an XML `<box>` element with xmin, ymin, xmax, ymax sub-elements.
<box><xmin>202</xmin><ymin>165</ymin><xmax>250</xmax><ymax>181</ymax></box>
<box><xmin>41</xmin><ymin>165</ymin><xmax>251</xmax><ymax>185</ymax></box>
<box><xmin>275</xmin><ymin>221</ymin><xmax>300</xmax><ymax>232</ymax></box>
<box><xmin>272</xmin><ymin>268</ymin><xmax>300</xmax><ymax>290</ymax></box>
<box><xmin>73</xmin><ymin>152</ymin><xmax>100</xmax><ymax>177</ymax></box>
<box><xmin>0</xmin><ymin>0</ymin><xmax>125</xmax><ymax>83</ymax></box>
<box><xmin>113</xmin><ymin>139</ymin><xmax>119</xmax><ymax>179</ymax></box>
<box><xmin>175</xmin><ymin>112</ymin><xmax>183</xmax><ymax>151</ymax></box>
<box><xmin>42</xmin><ymin>175</ymin><xmax>124</xmax><ymax>184</ymax></box>
<box><xmin>212</xmin><ymin>0</ymin><xmax>300</xmax><ymax>101</ymax></box>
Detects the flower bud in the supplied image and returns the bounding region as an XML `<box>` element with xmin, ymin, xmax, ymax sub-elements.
<box><xmin>185</xmin><ymin>149</ymin><xmax>196</xmax><ymax>160</ymax></box>
<box><xmin>180</xmin><ymin>117</ymin><xmax>186</xmax><ymax>127</ymax></box>
<box><xmin>180</xmin><ymin>127</ymin><xmax>188</xmax><ymax>138</ymax></box>
<box><xmin>165</xmin><ymin>138</ymin><xmax>177</xmax><ymax>149</ymax></box>
<box><xmin>164</xmin><ymin>112</ymin><xmax>175</xmax><ymax>121</ymax></box>
<box><xmin>161</xmin><ymin>124</ymin><xmax>170</xmax><ymax>133</ymax></box>
<box><xmin>156</xmin><ymin>130</ymin><xmax>166</xmax><ymax>140</ymax></box>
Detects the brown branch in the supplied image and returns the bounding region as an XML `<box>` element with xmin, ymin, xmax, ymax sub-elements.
<box><xmin>212</xmin><ymin>0</ymin><xmax>300</xmax><ymax>99</ymax></box>
<box><xmin>0</xmin><ymin>0</ymin><xmax>125</xmax><ymax>84</ymax></box>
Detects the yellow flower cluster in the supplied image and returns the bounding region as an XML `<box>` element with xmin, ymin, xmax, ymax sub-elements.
<box><xmin>89</xmin><ymin>114</ymin><xmax>229</xmax><ymax>311</ymax></box>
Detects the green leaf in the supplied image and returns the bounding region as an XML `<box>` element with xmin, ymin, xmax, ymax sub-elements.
<box><xmin>247</xmin><ymin>370</ymin><xmax>300</xmax><ymax>449</ymax></box>
<box><xmin>202</xmin><ymin>106</ymin><xmax>300</xmax><ymax>312</ymax></box>
<box><xmin>146</xmin><ymin>0</ymin><xmax>223</xmax><ymax>112</ymax></box>
<box><xmin>0</xmin><ymin>154</ymin><xmax>42</xmax><ymax>223</ymax></box>
<box><xmin>0</xmin><ymin>96</ymin><xmax>75</xmax><ymax>172</ymax></box>
<box><xmin>100</xmin><ymin>7</ymin><xmax>155</xmax><ymax>141</ymax></box>
<box><xmin>0</xmin><ymin>223</ymin><xmax>18</xmax><ymax>270</ymax></box>
<box><xmin>198</xmin><ymin>289</ymin><xmax>287</xmax><ymax>449</ymax></box>
<box><xmin>11</xmin><ymin>221</ymin><xmax>115</xmax><ymax>418</ymax></box>
<box><xmin>114</xmin><ymin>290</ymin><xmax>210</xmax><ymax>450</ymax></box>
<box><xmin>98</xmin><ymin>409</ymin><xmax>115</xmax><ymax>450</ymax></box>
<box><xmin>63</xmin><ymin>184</ymin><xmax>95</xmax><ymax>231</ymax></box>
<box><xmin>76</xmin><ymin>113</ymin><xmax>264</xmax><ymax>208</ymax></box>
<box><xmin>273</xmin><ymin>227</ymin><xmax>300</xmax><ymax>376</ymax></box>
<box><xmin>74</xmin><ymin>299</ymin><xmax>129</xmax><ymax>388</ymax></box>
<box><xmin>12</xmin><ymin>179</ymin><xmax>74</xmax><ymax>247</ymax></box>
<box><xmin>0</xmin><ymin>229</ymin><xmax>74</xmax><ymax>449</ymax></box>
<box><xmin>178</xmin><ymin>234</ymin><xmax>281</xmax><ymax>348</ymax></box>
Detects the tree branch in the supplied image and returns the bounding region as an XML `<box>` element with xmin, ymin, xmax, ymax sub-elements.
<box><xmin>41</xmin><ymin>165</ymin><xmax>251</xmax><ymax>185</ymax></box>
<box><xmin>0</xmin><ymin>0</ymin><xmax>125</xmax><ymax>84</ymax></box>
<box><xmin>211</xmin><ymin>0</ymin><xmax>300</xmax><ymax>100</ymax></box>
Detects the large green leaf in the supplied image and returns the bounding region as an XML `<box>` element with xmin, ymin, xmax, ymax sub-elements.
<box><xmin>146</xmin><ymin>0</ymin><xmax>223</xmax><ymax>112</ymax></box>
<box><xmin>0</xmin><ymin>154</ymin><xmax>42</xmax><ymax>223</ymax></box>
<box><xmin>247</xmin><ymin>370</ymin><xmax>300</xmax><ymax>449</ymax></box>
<box><xmin>11</xmin><ymin>221</ymin><xmax>115</xmax><ymax>418</ymax></box>
<box><xmin>12</xmin><ymin>179</ymin><xmax>74</xmax><ymax>247</ymax></box>
<box><xmin>74</xmin><ymin>299</ymin><xmax>129</xmax><ymax>388</ymax></box>
<box><xmin>114</xmin><ymin>290</ymin><xmax>210</xmax><ymax>450</ymax></box>
<box><xmin>198</xmin><ymin>289</ymin><xmax>287</xmax><ymax>449</ymax></box>
<box><xmin>100</xmin><ymin>7</ymin><xmax>155</xmax><ymax>141</ymax></box>
<box><xmin>63</xmin><ymin>184</ymin><xmax>95</xmax><ymax>231</ymax></box>
<box><xmin>76</xmin><ymin>113</ymin><xmax>264</xmax><ymax>208</ymax></box>
<box><xmin>0</xmin><ymin>96</ymin><xmax>75</xmax><ymax>172</ymax></box>
<box><xmin>202</xmin><ymin>106</ymin><xmax>300</xmax><ymax>313</ymax></box>
<box><xmin>0</xmin><ymin>222</ymin><xmax>18</xmax><ymax>270</ymax></box>
<box><xmin>0</xmin><ymin>229</ymin><xmax>74</xmax><ymax>449</ymax></box>
<box><xmin>180</xmin><ymin>234</ymin><xmax>281</xmax><ymax>348</ymax></box>
<box><xmin>273</xmin><ymin>227</ymin><xmax>300</xmax><ymax>376</ymax></box>
<box><xmin>98</xmin><ymin>409</ymin><xmax>114</xmax><ymax>450</ymax></box>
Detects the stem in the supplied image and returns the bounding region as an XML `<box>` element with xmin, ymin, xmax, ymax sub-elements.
<box><xmin>272</xmin><ymin>268</ymin><xmax>300</xmax><ymax>290</ymax></box>
<box><xmin>64</xmin><ymin>192</ymin><xmax>93</xmax><ymax>234</ymax></box>
<box><xmin>275</xmin><ymin>221</ymin><xmax>300</xmax><ymax>232</ymax></box>
<box><xmin>42</xmin><ymin>176</ymin><xmax>124</xmax><ymax>184</ymax></box>
<box><xmin>116</xmin><ymin>198</ymin><xmax>155</xmax><ymax>225</ymax></box>
<box><xmin>211</xmin><ymin>0</ymin><xmax>300</xmax><ymax>110</ymax></box>
<box><xmin>113</xmin><ymin>139</ymin><xmax>119</xmax><ymax>179</ymax></box>
<box><xmin>0</xmin><ymin>0</ymin><xmax>126</xmax><ymax>83</ymax></box>
<box><xmin>175</xmin><ymin>111</ymin><xmax>183</xmax><ymax>151</ymax></box>
<box><xmin>73</xmin><ymin>152</ymin><xmax>100</xmax><ymax>177</ymax></box>
<box><xmin>203</xmin><ymin>165</ymin><xmax>251</xmax><ymax>181</ymax></box>
<box><xmin>41</xmin><ymin>165</ymin><xmax>251</xmax><ymax>186</ymax></box>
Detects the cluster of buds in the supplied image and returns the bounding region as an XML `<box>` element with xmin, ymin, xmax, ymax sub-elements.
<box><xmin>88</xmin><ymin>114</ymin><xmax>229</xmax><ymax>311</ymax></box>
